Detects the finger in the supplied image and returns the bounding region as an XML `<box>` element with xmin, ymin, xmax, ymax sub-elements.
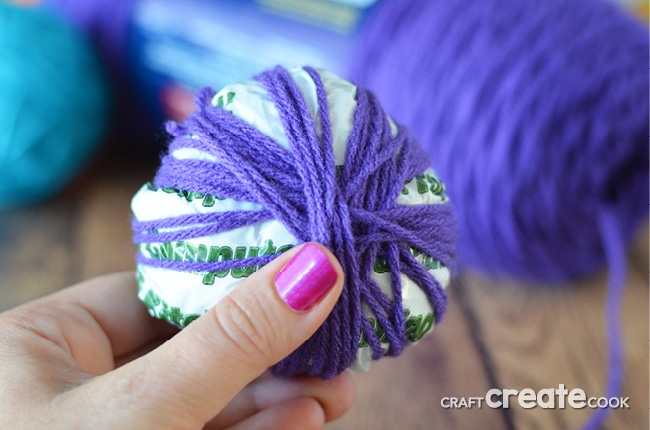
<box><xmin>78</xmin><ymin>243</ymin><xmax>344</xmax><ymax>428</ymax></box>
<box><xmin>20</xmin><ymin>272</ymin><xmax>177</xmax><ymax>359</ymax></box>
<box><xmin>218</xmin><ymin>397</ymin><xmax>326</xmax><ymax>430</ymax></box>
<box><xmin>208</xmin><ymin>372</ymin><xmax>355</xmax><ymax>428</ymax></box>
<box><xmin>56</xmin><ymin>272</ymin><xmax>179</xmax><ymax>357</ymax></box>
<box><xmin>0</xmin><ymin>272</ymin><xmax>177</xmax><ymax>377</ymax></box>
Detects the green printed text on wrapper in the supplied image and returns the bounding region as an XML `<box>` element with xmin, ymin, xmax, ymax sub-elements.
<box><xmin>141</xmin><ymin>239</ymin><xmax>294</xmax><ymax>285</ymax></box>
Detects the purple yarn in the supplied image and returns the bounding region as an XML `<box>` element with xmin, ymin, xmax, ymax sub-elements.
<box><xmin>352</xmin><ymin>0</ymin><xmax>648</xmax><ymax>428</ymax></box>
<box><xmin>581</xmin><ymin>209</ymin><xmax>626</xmax><ymax>429</ymax></box>
<box><xmin>353</xmin><ymin>0</ymin><xmax>648</xmax><ymax>283</ymax></box>
<box><xmin>132</xmin><ymin>66</ymin><xmax>457</xmax><ymax>378</ymax></box>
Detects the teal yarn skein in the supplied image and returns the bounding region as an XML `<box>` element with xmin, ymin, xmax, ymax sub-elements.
<box><xmin>0</xmin><ymin>3</ymin><xmax>111</xmax><ymax>208</ymax></box>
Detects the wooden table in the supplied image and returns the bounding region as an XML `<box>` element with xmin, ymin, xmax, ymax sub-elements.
<box><xmin>0</xmin><ymin>150</ymin><xmax>647</xmax><ymax>429</ymax></box>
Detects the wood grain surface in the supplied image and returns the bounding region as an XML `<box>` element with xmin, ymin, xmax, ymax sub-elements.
<box><xmin>0</xmin><ymin>153</ymin><xmax>647</xmax><ymax>430</ymax></box>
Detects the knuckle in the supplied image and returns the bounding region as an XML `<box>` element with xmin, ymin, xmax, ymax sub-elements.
<box><xmin>209</xmin><ymin>292</ymin><xmax>285</xmax><ymax>366</ymax></box>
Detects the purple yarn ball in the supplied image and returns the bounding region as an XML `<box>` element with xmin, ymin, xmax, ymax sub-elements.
<box><xmin>352</xmin><ymin>0</ymin><xmax>648</xmax><ymax>284</ymax></box>
<box><xmin>351</xmin><ymin>1</ymin><xmax>647</xmax><ymax>428</ymax></box>
<box><xmin>131</xmin><ymin>66</ymin><xmax>457</xmax><ymax>378</ymax></box>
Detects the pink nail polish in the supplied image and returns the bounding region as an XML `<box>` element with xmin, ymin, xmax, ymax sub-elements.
<box><xmin>275</xmin><ymin>243</ymin><xmax>338</xmax><ymax>311</ymax></box>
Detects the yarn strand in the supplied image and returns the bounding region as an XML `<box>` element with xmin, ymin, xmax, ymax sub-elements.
<box><xmin>580</xmin><ymin>208</ymin><xmax>627</xmax><ymax>430</ymax></box>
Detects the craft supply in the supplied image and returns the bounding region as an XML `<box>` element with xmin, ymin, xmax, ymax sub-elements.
<box><xmin>0</xmin><ymin>2</ymin><xmax>110</xmax><ymax>208</ymax></box>
<box><xmin>131</xmin><ymin>65</ymin><xmax>457</xmax><ymax>378</ymax></box>
<box><xmin>351</xmin><ymin>0</ymin><xmax>648</xmax><ymax>428</ymax></box>
<box><xmin>352</xmin><ymin>0</ymin><xmax>648</xmax><ymax>282</ymax></box>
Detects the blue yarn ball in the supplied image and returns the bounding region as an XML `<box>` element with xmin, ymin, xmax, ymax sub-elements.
<box><xmin>0</xmin><ymin>3</ymin><xmax>111</xmax><ymax>208</ymax></box>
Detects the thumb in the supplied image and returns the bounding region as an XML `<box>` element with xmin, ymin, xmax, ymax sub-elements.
<box><xmin>92</xmin><ymin>242</ymin><xmax>343</xmax><ymax>428</ymax></box>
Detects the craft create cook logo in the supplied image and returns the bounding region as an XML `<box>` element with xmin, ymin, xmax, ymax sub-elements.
<box><xmin>440</xmin><ymin>385</ymin><xmax>630</xmax><ymax>410</ymax></box>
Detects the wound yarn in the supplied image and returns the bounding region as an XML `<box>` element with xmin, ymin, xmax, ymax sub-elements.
<box><xmin>351</xmin><ymin>0</ymin><xmax>648</xmax><ymax>428</ymax></box>
<box><xmin>353</xmin><ymin>0</ymin><xmax>648</xmax><ymax>283</ymax></box>
<box><xmin>131</xmin><ymin>66</ymin><xmax>457</xmax><ymax>379</ymax></box>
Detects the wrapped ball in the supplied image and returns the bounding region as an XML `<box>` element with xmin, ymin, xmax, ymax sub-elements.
<box><xmin>131</xmin><ymin>66</ymin><xmax>456</xmax><ymax>378</ymax></box>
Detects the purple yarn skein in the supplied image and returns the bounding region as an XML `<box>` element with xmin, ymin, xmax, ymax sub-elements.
<box><xmin>352</xmin><ymin>0</ymin><xmax>647</xmax><ymax>429</ymax></box>
<box><xmin>132</xmin><ymin>66</ymin><xmax>457</xmax><ymax>378</ymax></box>
<box><xmin>352</xmin><ymin>0</ymin><xmax>648</xmax><ymax>283</ymax></box>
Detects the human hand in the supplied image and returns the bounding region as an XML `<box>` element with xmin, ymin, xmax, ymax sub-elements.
<box><xmin>0</xmin><ymin>243</ymin><xmax>353</xmax><ymax>429</ymax></box>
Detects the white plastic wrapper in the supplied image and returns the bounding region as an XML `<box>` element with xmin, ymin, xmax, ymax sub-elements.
<box><xmin>132</xmin><ymin>66</ymin><xmax>451</xmax><ymax>371</ymax></box>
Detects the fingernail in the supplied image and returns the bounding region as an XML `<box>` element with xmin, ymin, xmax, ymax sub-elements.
<box><xmin>274</xmin><ymin>243</ymin><xmax>338</xmax><ymax>311</ymax></box>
